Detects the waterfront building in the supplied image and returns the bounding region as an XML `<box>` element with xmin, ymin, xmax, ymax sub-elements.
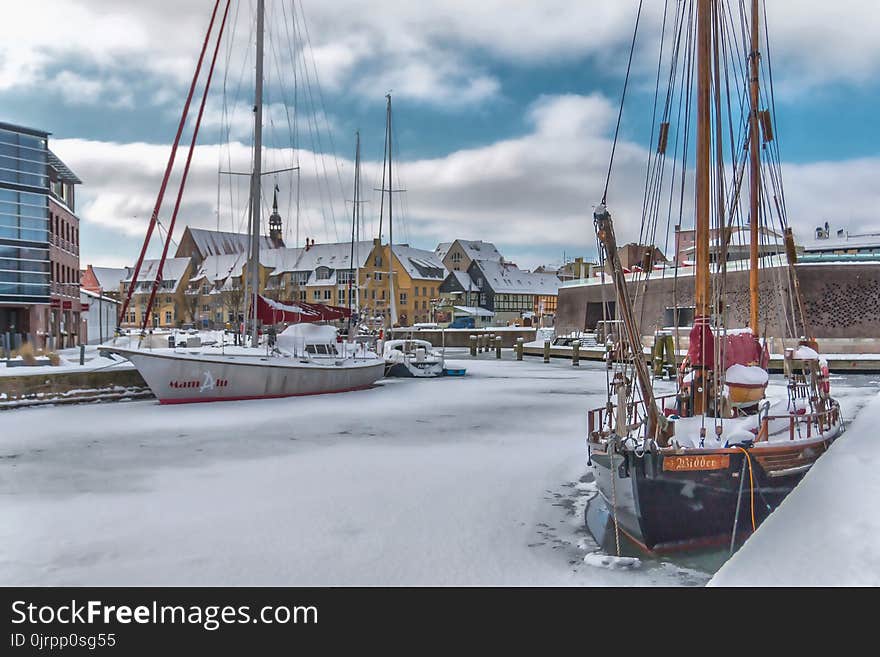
<box><xmin>0</xmin><ymin>121</ymin><xmax>51</xmax><ymax>349</ymax></box>
<box><xmin>174</xmin><ymin>226</ymin><xmax>279</xmax><ymax>268</ymax></box>
<box><xmin>439</xmin><ymin>259</ymin><xmax>561</xmax><ymax>326</ymax></box>
<box><xmin>434</xmin><ymin>239</ymin><xmax>504</xmax><ymax>272</ymax></box>
<box><xmin>674</xmin><ymin>225</ymin><xmax>783</xmax><ymax>266</ymax></box>
<box><xmin>800</xmin><ymin>223</ymin><xmax>880</xmax><ymax>262</ymax></box>
<box><xmin>46</xmin><ymin>150</ymin><xmax>82</xmax><ymax>348</ymax></box>
<box><xmin>119</xmin><ymin>257</ymin><xmax>192</xmax><ymax>328</ymax></box>
<box><xmin>361</xmin><ymin>240</ymin><xmax>447</xmax><ymax>326</ymax></box>
<box><xmin>79</xmin><ymin>287</ymin><xmax>119</xmax><ymax>344</ymax></box>
<box><xmin>81</xmin><ymin>265</ymin><xmax>130</xmax><ymax>301</ymax></box>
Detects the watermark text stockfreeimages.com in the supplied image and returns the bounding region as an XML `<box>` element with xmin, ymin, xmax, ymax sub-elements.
<box><xmin>11</xmin><ymin>599</ymin><xmax>317</xmax><ymax>632</ymax></box>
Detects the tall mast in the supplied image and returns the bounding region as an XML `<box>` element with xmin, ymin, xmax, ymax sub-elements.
<box><xmin>384</xmin><ymin>93</ymin><xmax>396</xmax><ymax>331</ymax></box>
<box><xmin>248</xmin><ymin>0</ymin><xmax>265</xmax><ymax>346</ymax></box>
<box><xmin>748</xmin><ymin>0</ymin><xmax>761</xmax><ymax>334</ymax></box>
<box><xmin>693</xmin><ymin>0</ymin><xmax>713</xmax><ymax>415</ymax></box>
<box><xmin>348</xmin><ymin>131</ymin><xmax>360</xmax><ymax>335</ymax></box>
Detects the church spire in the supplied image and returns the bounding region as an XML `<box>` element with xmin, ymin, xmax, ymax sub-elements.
<box><xmin>268</xmin><ymin>183</ymin><xmax>284</xmax><ymax>247</ymax></box>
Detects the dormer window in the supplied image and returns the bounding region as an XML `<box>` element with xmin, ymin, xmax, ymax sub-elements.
<box><xmin>316</xmin><ymin>266</ymin><xmax>331</xmax><ymax>281</ymax></box>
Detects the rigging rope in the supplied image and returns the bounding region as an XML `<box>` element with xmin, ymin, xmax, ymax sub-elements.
<box><xmin>601</xmin><ymin>0</ymin><xmax>644</xmax><ymax>206</ymax></box>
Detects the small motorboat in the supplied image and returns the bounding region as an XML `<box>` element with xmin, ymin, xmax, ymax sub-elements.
<box><xmin>382</xmin><ymin>338</ymin><xmax>445</xmax><ymax>378</ymax></box>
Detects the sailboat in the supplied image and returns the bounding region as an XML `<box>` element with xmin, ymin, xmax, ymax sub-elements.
<box><xmin>585</xmin><ymin>0</ymin><xmax>843</xmax><ymax>552</ymax></box>
<box><xmin>106</xmin><ymin>0</ymin><xmax>384</xmax><ymax>403</ymax></box>
<box><xmin>375</xmin><ymin>94</ymin><xmax>446</xmax><ymax>378</ymax></box>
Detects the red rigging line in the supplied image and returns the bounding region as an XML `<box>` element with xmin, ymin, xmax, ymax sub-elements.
<box><xmin>141</xmin><ymin>0</ymin><xmax>232</xmax><ymax>333</ymax></box>
<box><xmin>118</xmin><ymin>0</ymin><xmax>223</xmax><ymax>331</ymax></box>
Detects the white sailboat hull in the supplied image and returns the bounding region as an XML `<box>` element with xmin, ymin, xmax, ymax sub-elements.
<box><xmin>107</xmin><ymin>347</ymin><xmax>385</xmax><ymax>404</ymax></box>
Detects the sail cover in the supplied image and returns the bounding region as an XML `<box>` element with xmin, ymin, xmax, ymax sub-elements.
<box><xmin>257</xmin><ymin>295</ymin><xmax>351</xmax><ymax>325</ymax></box>
<box><xmin>687</xmin><ymin>315</ymin><xmax>715</xmax><ymax>368</ymax></box>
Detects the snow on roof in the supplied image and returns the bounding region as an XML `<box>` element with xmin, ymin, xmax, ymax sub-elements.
<box><xmin>435</xmin><ymin>242</ymin><xmax>453</xmax><ymax>260</ymax></box>
<box><xmin>436</xmin><ymin>239</ymin><xmax>504</xmax><ymax>263</ymax></box>
<box><xmin>183</xmin><ymin>228</ymin><xmax>276</xmax><ymax>258</ymax></box>
<box><xmin>294</xmin><ymin>241</ymin><xmax>374</xmax><ymax>273</ymax></box>
<box><xmin>190</xmin><ymin>253</ymin><xmax>245</xmax><ymax>283</ymax></box>
<box><xmin>473</xmin><ymin>260</ymin><xmax>560</xmax><ymax>296</ymax></box>
<box><xmin>80</xmin><ymin>288</ymin><xmax>119</xmax><ymax>304</ymax></box>
<box><xmin>450</xmin><ymin>270</ymin><xmax>473</xmax><ymax>290</ymax></box>
<box><xmin>261</xmin><ymin>247</ymin><xmax>304</xmax><ymax>275</ymax></box>
<box><xmin>453</xmin><ymin>305</ymin><xmax>494</xmax><ymax>317</ymax></box>
<box><xmin>89</xmin><ymin>266</ymin><xmax>130</xmax><ymax>291</ymax></box>
<box><xmin>392</xmin><ymin>245</ymin><xmax>447</xmax><ymax>281</ymax></box>
<box><xmin>457</xmin><ymin>239</ymin><xmax>503</xmax><ymax>262</ymax></box>
<box><xmin>123</xmin><ymin>258</ymin><xmax>190</xmax><ymax>283</ymax></box>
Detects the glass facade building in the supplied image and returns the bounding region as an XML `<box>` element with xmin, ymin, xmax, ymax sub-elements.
<box><xmin>0</xmin><ymin>122</ymin><xmax>50</xmax><ymax>307</ymax></box>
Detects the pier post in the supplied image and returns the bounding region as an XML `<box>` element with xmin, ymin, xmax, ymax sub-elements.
<box><xmin>79</xmin><ymin>344</ymin><xmax>85</xmax><ymax>365</ymax></box>
<box><xmin>495</xmin><ymin>335</ymin><xmax>502</xmax><ymax>359</ymax></box>
<box><xmin>469</xmin><ymin>335</ymin><xmax>477</xmax><ymax>357</ymax></box>
<box><xmin>515</xmin><ymin>337</ymin><xmax>524</xmax><ymax>361</ymax></box>
<box><xmin>543</xmin><ymin>340</ymin><xmax>551</xmax><ymax>363</ymax></box>
<box><xmin>572</xmin><ymin>341</ymin><xmax>580</xmax><ymax>366</ymax></box>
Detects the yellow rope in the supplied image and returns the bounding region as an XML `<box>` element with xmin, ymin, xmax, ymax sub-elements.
<box><xmin>736</xmin><ymin>447</ymin><xmax>756</xmax><ymax>532</ymax></box>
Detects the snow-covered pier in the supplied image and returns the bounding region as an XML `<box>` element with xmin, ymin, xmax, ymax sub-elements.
<box><xmin>710</xmin><ymin>389</ymin><xmax>880</xmax><ymax>586</ymax></box>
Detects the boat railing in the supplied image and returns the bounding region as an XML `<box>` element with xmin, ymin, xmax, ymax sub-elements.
<box><xmin>589</xmin><ymin>396</ymin><xmax>840</xmax><ymax>443</ymax></box>
<box><xmin>588</xmin><ymin>393</ymin><xmax>678</xmax><ymax>439</ymax></box>
<box><xmin>756</xmin><ymin>402</ymin><xmax>841</xmax><ymax>442</ymax></box>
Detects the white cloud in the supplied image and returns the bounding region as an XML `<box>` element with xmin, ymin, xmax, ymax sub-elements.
<box><xmin>53</xmin><ymin>92</ymin><xmax>880</xmax><ymax>270</ymax></box>
<box><xmin>4</xmin><ymin>0</ymin><xmax>879</xmax><ymax>113</ymax></box>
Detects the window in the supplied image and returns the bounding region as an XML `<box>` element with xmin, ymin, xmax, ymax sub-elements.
<box><xmin>375</xmin><ymin>272</ymin><xmax>383</xmax><ymax>282</ymax></box>
<box><xmin>400</xmin><ymin>292</ymin><xmax>407</xmax><ymax>305</ymax></box>
<box><xmin>324</xmin><ymin>289</ymin><xmax>331</xmax><ymax>300</ymax></box>
<box><xmin>374</xmin><ymin>255</ymin><xmax>382</xmax><ymax>267</ymax></box>
<box><xmin>202</xmin><ymin>304</ymin><xmax>210</xmax><ymax>312</ymax></box>
<box><xmin>313</xmin><ymin>290</ymin><xmax>321</xmax><ymax>300</ymax></box>
<box><xmin>316</xmin><ymin>266</ymin><xmax>331</xmax><ymax>281</ymax></box>
<box><xmin>414</xmin><ymin>286</ymin><xmax>418</xmax><ymax>296</ymax></box>
<box><xmin>422</xmin><ymin>300</ymin><xmax>427</xmax><ymax>310</ymax></box>
<box><xmin>338</xmin><ymin>289</ymin><xmax>345</xmax><ymax>302</ymax></box>
<box><xmin>165</xmin><ymin>311</ymin><xmax>172</xmax><ymax>324</ymax></box>
<box><xmin>451</xmin><ymin>252</ymin><xmax>461</xmax><ymax>263</ymax></box>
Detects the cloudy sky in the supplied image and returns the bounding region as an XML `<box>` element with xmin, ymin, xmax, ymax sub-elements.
<box><xmin>2</xmin><ymin>0</ymin><xmax>879</xmax><ymax>269</ymax></box>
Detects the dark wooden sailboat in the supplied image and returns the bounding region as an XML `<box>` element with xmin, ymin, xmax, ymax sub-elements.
<box><xmin>586</xmin><ymin>0</ymin><xmax>843</xmax><ymax>553</ymax></box>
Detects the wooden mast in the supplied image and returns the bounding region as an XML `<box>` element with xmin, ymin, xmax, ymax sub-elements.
<box><xmin>748</xmin><ymin>0</ymin><xmax>761</xmax><ymax>334</ymax></box>
<box><xmin>693</xmin><ymin>0</ymin><xmax>713</xmax><ymax>415</ymax></box>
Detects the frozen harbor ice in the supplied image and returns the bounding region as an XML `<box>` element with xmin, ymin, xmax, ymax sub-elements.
<box><xmin>0</xmin><ymin>353</ymin><xmax>876</xmax><ymax>586</ymax></box>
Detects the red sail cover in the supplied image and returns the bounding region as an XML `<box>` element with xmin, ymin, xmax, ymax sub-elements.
<box><xmin>256</xmin><ymin>295</ymin><xmax>351</xmax><ymax>325</ymax></box>
<box><xmin>723</xmin><ymin>330</ymin><xmax>769</xmax><ymax>369</ymax></box>
<box><xmin>687</xmin><ymin>316</ymin><xmax>715</xmax><ymax>368</ymax></box>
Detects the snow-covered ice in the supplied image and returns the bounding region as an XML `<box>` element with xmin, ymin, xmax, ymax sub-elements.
<box><xmin>0</xmin><ymin>353</ymin><xmax>875</xmax><ymax>586</ymax></box>
<box><xmin>710</xmin><ymin>388</ymin><xmax>880</xmax><ymax>586</ymax></box>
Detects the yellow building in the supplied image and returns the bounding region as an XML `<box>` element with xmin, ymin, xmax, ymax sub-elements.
<box><xmin>360</xmin><ymin>239</ymin><xmax>447</xmax><ymax>327</ymax></box>
<box><xmin>119</xmin><ymin>257</ymin><xmax>192</xmax><ymax>329</ymax></box>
